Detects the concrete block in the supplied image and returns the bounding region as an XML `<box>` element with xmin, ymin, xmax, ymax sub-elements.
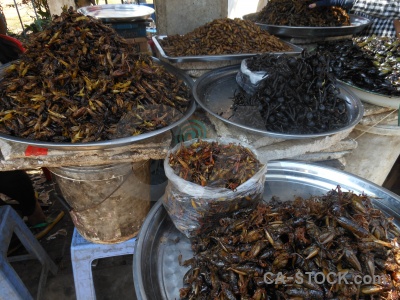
<box><xmin>205</xmin><ymin>112</ymin><xmax>354</xmax><ymax>165</ymax></box>
<box><xmin>344</xmin><ymin>124</ymin><xmax>400</xmax><ymax>185</ymax></box>
<box><xmin>155</xmin><ymin>0</ymin><xmax>228</xmax><ymax>35</ymax></box>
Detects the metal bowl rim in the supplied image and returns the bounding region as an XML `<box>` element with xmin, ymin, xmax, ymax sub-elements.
<box><xmin>337</xmin><ymin>79</ymin><xmax>400</xmax><ymax>100</ymax></box>
<box><xmin>242</xmin><ymin>14</ymin><xmax>371</xmax><ymax>38</ymax></box>
<box><xmin>242</xmin><ymin>13</ymin><xmax>371</xmax><ymax>29</ymax></box>
<box><xmin>77</xmin><ymin>4</ymin><xmax>155</xmax><ymax>20</ymax></box>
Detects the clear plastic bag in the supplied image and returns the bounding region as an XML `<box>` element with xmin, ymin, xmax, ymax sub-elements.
<box><xmin>236</xmin><ymin>58</ymin><xmax>268</xmax><ymax>95</ymax></box>
<box><xmin>162</xmin><ymin>138</ymin><xmax>267</xmax><ymax>238</ymax></box>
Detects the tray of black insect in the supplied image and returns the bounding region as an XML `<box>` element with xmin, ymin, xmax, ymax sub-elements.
<box><xmin>337</xmin><ymin>80</ymin><xmax>400</xmax><ymax>109</ymax></box>
<box><xmin>314</xmin><ymin>37</ymin><xmax>400</xmax><ymax>109</ymax></box>
<box><xmin>192</xmin><ymin>55</ymin><xmax>364</xmax><ymax>139</ymax></box>
<box><xmin>243</xmin><ymin>14</ymin><xmax>371</xmax><ymax>38</ymax></box>
<box><xmin>153</xmin><ymin>35</ymin><xmax>303</xmax><ymax>63</ymax></box>
<box><xmin>133</xmin><ymin>160</ymin><xmax>400</xmax><ymax>300</ymax></box>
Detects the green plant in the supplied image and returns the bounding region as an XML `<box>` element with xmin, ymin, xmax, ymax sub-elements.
<box><xmin>7</xmin><ymin>0</ymin><xmax>51</xmax><ymax>33</ymax></box>
<box><xmin>26</xmin><ymin>0</ymin><xmax>51</xmax><ymax>32</ymax></box>
<box><xmin>24</xmin><ymin>16</ymin><xmax>50</xmax><ymax>33</ymax></box>
<box><xmin>23</xmin><ymin>0</ymin><xmax>51</xmax><ymax>20</ymax></box>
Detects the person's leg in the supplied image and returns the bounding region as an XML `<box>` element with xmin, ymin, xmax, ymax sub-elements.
<box><xmin>0</xmin><ymin>170</ymin><xmax>45</xmax><ymax>224</ymax></box>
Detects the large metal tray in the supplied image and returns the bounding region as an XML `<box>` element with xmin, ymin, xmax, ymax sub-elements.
<box><xmin>133</xmin><ymin>160</ymin><xmax>400</xmax><ymax>300</ymax></box>
<box><xmin>0</xmin><ymin>58</ymin><xmax>196</xmax><ymax>151</ymax></box>
<box><xmin>338</xmin><ymin>80</ymin><xmax>400</xmax><ymax>109</ymax></box>
<box><xmin>153</xmin><ymin>35</ymin><xmax>303</xmax><ymax>63</ymax></box>
<box><xmin>243</xmin><ymin>14</ymin><xmax>371</xmax><ymax>38</ymax></box>
<box><xmin>77</xmin><ymin>4</ymin><xmax>154</xmax><ymax>22</ymax></box>
<box><xmin>193</xmin><ymin>64</ymin><xmax>364</xmax><ymax>139</ymax></box>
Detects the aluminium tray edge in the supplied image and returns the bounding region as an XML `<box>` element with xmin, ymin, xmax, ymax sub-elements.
<box><xmin>152</xmin><ymin>35</ymin><xmax>303</xmax><ymax>63</ymax></box>
<box><xmin>77</xmin><ymin>4</ymin><xmax>154</xmax><ymax>22</ymax></box>
<box><xmin>337</xmin><ymin>79</ymin><xmax>400</xmax><ymax>109</ymax></box>
<box><xmin>242</xmin><ymin>14</ymin><xmax>371</xmax><ymax>38</ymax></box>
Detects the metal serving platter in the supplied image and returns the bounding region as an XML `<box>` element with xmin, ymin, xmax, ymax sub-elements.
<box><xmin>0</xmin><ymin>58</ymin><xmax>196</xmax><ymax>151</ymax></box>
<box><xmin>243</xmin><ymin>14</ymin><xmax>371</xmax><ymax>38</ymax></box>
<box><xmin>193</xmin><ymin>64</ymin><xmax>364</xmax><ymax>139</ymax></box>
<box><xmin>338</xmin><ymin>80</ymin><xmax>400</xmax><ymax>109</ymax></box>
<box><xmin>77</xmin><ymin>4</ymin><xmax>154</xmax><ymax>22</ymax></box>
<box><xmin>153</xmin><ymin>35</ymin><xmax>303</xmax><ymax>63</ymax></box>
<box><xmin>133</xmin><ymin>160</ymin><xmax>400</xmax><ymax>300</ymax></box>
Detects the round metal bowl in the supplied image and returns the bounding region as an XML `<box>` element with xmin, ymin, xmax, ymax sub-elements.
<box><xmin>133</xmin><ymin>160</ymin><xmax>400</xmax><ymax>300</ymax></box>
<box><xmin>0</xmin><ymin>58</ymin><xmax>196</xmax><ymax>151</ymax></box>
<box><xmin>338</xmin><ymin>80</ymin><xmax>400</xmax><ymax>109</ymax></box>
<box><xmin>193</xmin><ymin>64</ymin><xmax>364</xmax><ymax>139</ymax></box>
<box><xmin>77</xmin><ymin>4</ymin><xmax>154</xmax><ymax>22</ymax></box>
<box><xmin>243</xmin><ymin>13</ymin><xmax>371</xmax><ymax>38</ymax></box>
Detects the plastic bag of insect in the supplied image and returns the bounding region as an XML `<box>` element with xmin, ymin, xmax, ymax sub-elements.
<box><xmin>162</xmin><ymin>138</ymin><xmax>267</xmax><ymax>238</ymax></box>
<box><xmin>236</xmin><ymin>57</ymin><xmax>268</xmax><ymax>95</ymax></box>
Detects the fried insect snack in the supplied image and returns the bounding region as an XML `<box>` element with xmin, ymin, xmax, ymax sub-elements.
<box><xmin>159</xmin><ymin>18</ymin><xmax>291</xmax><ymax>57</ymax></box>
<box><xmin>180</xmin><ymin>187</ymin><xmax>400</xmax><ymax>299</ymax></box>
<box><xmin>0</xmin><ymin>8</ymin><xmax>191</xmax><ymax>143</ymax></box>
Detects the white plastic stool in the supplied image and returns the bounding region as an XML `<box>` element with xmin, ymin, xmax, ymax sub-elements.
<box><xmin>0</xmin><ymin>205</ymin><xmax>58</xmax><ymax>300</ymax></box>
<box><xmin>70</xmin><ymin>228</ymin><xmax>137</xmax><ymax>300</ymax></box>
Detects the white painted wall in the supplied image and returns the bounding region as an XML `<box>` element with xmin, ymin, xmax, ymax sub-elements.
<box><xmin>47</xmin><ymin>0</ymin><xmax>95</xmax><ymax>17</ymax></box>
<box><xmin>228</xmin><ymin>0</ymin><xmax>268</xmax><ymax>18</ymax></box>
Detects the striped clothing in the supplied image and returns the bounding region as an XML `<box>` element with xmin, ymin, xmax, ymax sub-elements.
<box><xmin>351</xmin><ymin>0</ymin><xmax>400</xmax><ymax>37</ymax></box>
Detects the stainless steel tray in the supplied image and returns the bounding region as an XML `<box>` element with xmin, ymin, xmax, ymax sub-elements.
<box><xmin>133</xmin><ymin>160</ymin><xmax>400</xmax><ymax>300</ymax></box>
<box><xmin>77</xmin><ymin>4</ymin><xmax>154</xmax><ymax>22</ymax></box>
<box><xmin>338</xmin><ymin>80</ymin><xmax>400</xmax><ymax>109</ymax></box>
<box><xmin>153</xmin><ymin>35</ymin><xmax>303</xmax><ymax>63</ymax></box>
<box><xmin>193</xmin><ymin>64</ymin><xmax>364</xmax><ymax>139</ymax></box>
<box><xmin>243</xmin><ymin>14</ymin><xmax>371</xmax><ymax>38</ymax></box>
<box><xmin>0</xmin><ymin>58</ymin><xmax>196</xmax><ymax>151</ymax></box>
